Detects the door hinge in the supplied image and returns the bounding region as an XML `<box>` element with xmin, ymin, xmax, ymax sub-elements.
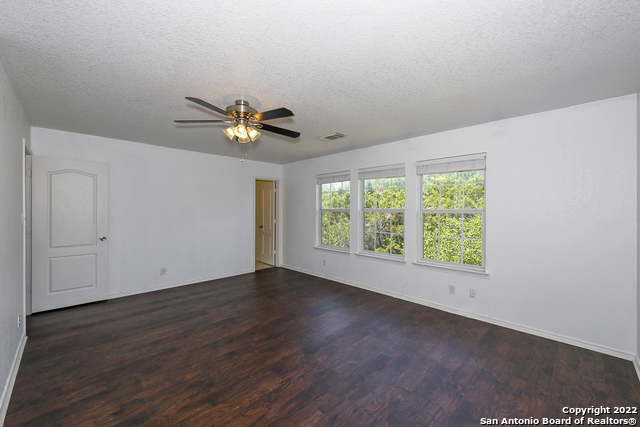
<box><xmin>26</xmin><ymin>169</ymin><xmax>32</xmax><ymax>177</ymax></box>
<box><xmin>27</xmin><ymin>226</ymin><xmax>32</xmax><ymax>235</ymax></box>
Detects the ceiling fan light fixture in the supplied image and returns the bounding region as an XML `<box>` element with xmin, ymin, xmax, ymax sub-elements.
<box><xmin>238</xmin><ymin>135</ymin><xmax>251</xmax><ymax>144</ymax></box>
<box><xmin>223</xmin><ymin>126</ymin><xmax>236</xmax><ymax>140</ymax></box>
<box><xmin>247</xmin><ymin>127</ymin><xmax>260</xmax><ymax>141</ymax></box>
<box><xmin>235</xmin><ymin>124</ymin><xmax>248</xmax><ymax>138</ymax></box>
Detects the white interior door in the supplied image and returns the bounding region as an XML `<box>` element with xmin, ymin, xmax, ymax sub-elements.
<box><xmin>32</xmin><ymin>157</ymin><xmax>109</xmax><ymax>312</ymax></box>
<box><xmin>259</xmin><ymin>181</ymin><xmax>275</xmax><ymax>265</ymax></box>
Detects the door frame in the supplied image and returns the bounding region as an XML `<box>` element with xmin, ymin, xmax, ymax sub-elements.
<box><xmin>253</xmin><ymin>177</ymin><xmax>280</xmax><ymax>269</ymax></box>
<box><xmin>23</xmin><ymin>142</ymin><xmax>33</xmax><ymax>316</ymax></box>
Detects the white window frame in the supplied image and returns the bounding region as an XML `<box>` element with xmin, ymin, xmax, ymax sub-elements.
<box><xmin>358</xmin><ymin>164</ymin><xmax>406</xmax><ymax>261</ymax></box>
<box><xmin>415</xmin><ymin>153</ymin><xmax>487</xmax><ymax>275</ymax></box>
<box><xmin>316</xmin><ymin>171</ymin><xmax>351</xmax><ymax>252</ymax></box>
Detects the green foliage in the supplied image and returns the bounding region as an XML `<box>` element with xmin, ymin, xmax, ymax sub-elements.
<box><xmin>421</xmin><ymin>171</ymin><xmax>485</xmax><ymax>266</ymax></box>
<box><xmin>321</xmin><ymin>181</ymin><xmax>350</xmax><ymax>248</ymax></box>
<box><xmin>321</xmin><ymin>181</ymin><xmax>350</xmax><ymax>210</ymax></box>
<box><xmin>422</xmin><ymin>171</ymin><xmax>484</xmax><ymax>209</ymax></box>
<box><xmin>362</xmin><ymin>177</ymin><xmax>405</xmax><ymax>255</ymax></box>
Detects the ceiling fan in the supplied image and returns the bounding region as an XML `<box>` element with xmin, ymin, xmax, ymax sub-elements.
<box><xmin>174</xmin><ymin>97</ymin><xmax>300</xmax><ymax>143</ymax></box>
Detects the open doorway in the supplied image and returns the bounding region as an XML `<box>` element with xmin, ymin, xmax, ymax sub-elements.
<box><xmin>255</xmin><ymin>179</ymin><xmax>277</xmax><ymax>270</ymax></box>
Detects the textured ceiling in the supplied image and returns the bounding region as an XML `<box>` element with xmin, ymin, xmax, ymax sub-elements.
<box><xmin>1</xmin><ymin>0</ymin><xmax>639</xmax><ymax>164</ymax></box>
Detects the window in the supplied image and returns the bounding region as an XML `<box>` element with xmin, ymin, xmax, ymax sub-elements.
<box><xmin>318</xmin><ymin>172</ymin><xmax>350</xmax><ymax>249</ymax></box>
<box><xmin>359</xmin><ymin>164</ymin><xmax>405</xmax><ymax>257</ymax></box>
<box><xmin>417</xmin><ymin>154</ymin><xmax>486</xmax><ymax>271</ymax></box>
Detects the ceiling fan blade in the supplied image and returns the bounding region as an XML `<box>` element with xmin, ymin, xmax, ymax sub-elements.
<box><xmin>253</xmin><ymin>107</ymin><xmax>294</xmax><ymax>122</ymax></box>
<box><xmin>258</xmin><ymin>123</ymin><xmax>300</xmax><ymax>139</ymax></box>
<box><xmin>174</xmin><ymin>120</ymin><xmax>229</xmax><ymax>123</ymax></box>
<box><xmin>185</xmin><ymin>97</ymin><xmax>229</xmax><ymax>116</ymax></box>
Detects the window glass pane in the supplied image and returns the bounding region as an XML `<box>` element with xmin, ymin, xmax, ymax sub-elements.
<box><xmin>441</xmin><ymin>213</ymin><xmax>462</xmax><ymax>237</ymax></box>
<box><xmin>441</xmin><ymin>172</ymin><xmax>463</xmax><ymax>184</ymax></box>
<box><xmin>378</xmin><ymin>189</ymin><xmax>392</xmax><ymax>209</ymax></box>
<box><xmin>378</xmin><ymin>178</ymin><xmax>392</xmax><ymax>189</ymax></box>
<box><xmin>330</xmin><ymin>229</ymin><xmax>341</xmax><ymax>246</ymax></box>
<box><xmin>364</xmin><ymin>212</ymin><xmax>375</xmax><ymax>232</ymax></box>
<box><xmin>341</xmin><ymin>212</ymin><xmax>350</xmax><ymax>229</ymax></box>
<box><xmin>376</xmin><ymin>233</ymin><xmax>391</xmax><ymax>253</ymax></box>
<box><xmin>464</xmin><ymin>183</ymin><xmax>485</xmax><ymax>209</ymax></box>
<box><xmin>463</xmin><ymin>214</ymin><xmax>482</xmax><ymax>239</ymax></box>
<box><xmin>391</xmin><ymin>213</ymin><xmax>404</xmax><ymax>233</ymax></box>
<box><xmin>342</xmin><ymin>230</ymin><xmax>350</xmax><ymax>248</ymax></box>
<box><xmin>321</xmin><ymin>191</ymin><xmax>331</xmax><ymax>209</ymax></box>
<box><xmin>376</xmin><ymin>212</ymin><xmax>391</xmax><ymax>233</ymax></box>
<box><xmin>364</xmin><ymin>232</ymin><xmax>375</xmax><ymax>251</ymax></box>
<box><xmin>393</xmin><ymin>188</ymin><xmax>405</xmax><ymax>209</ymax></box>
<box><xmin>440</xmin><ymin>238</ymin><xmax>462</xmax><ymax>263</ymax></box>
<box><xmin>419</xmin><ymin>166</ymin><xmax>484</xmax><ymax>267</ymax></box>
<box><xmin>330</xmin><ymin>191</ymin><xmax>342</xmax><ymax>208</ymax></box>
<box><xmin>361</xmin><ymin>176</ymin><xmax>405</xmax><ymax>257</ymax></box>
<box><xmin>322</xmin><ymin>229</ymin><xmax>330</xmax><ymax>246</ymax></box>
<box><xmin>391</xmin><ymin>234</ymin><xmax>404</xmax><ymax>255</ymax></box>
<box><xmin>423</xmin><ymin>213</ymin><xmax>439</xmax><ymax>236</ymax></box>
<box><xmin>322</xmin><ymin>212</ymin><xmax>330</xmax><ymax>228</ymax></box>
<box><xmin>330</xmin><ymin>212</ymin><xmax>341</xmax><ymax>228</ymax></box>
<box><xmin>423</xmin><ymin>237</ymin><xmax>439</xmax><ymax>260</ymax></box>
<box><xmin>424</xmin><ymin>174</ymin><xmax>441</xmax><ymax>186</ymax></box>
<box><xmin>364</xmin><ymin>189</ymin><xmax>375</xmax><ymax>209</ymax></box>
<box><xmin>423</xmin><ymin>186</ymin><xmax>439</xmax><ymax>209</ymax></box>
<box><xmin>364</xmin><ymin>179</ymin><xmax>374</xmax><ymax>190</ymax></box>
<box><xmin>440</xmin><ymin>184</ymin><xmax>463</xmax><ymax>209</ymax></box>
<box><xmin>464</xmin><ymin>170</ymin><xmax>485</xmax><ymax>183</ymax></box>
<box><xmin>463</xmin><ymin>240</ymin><xmax>482</xmax><ymax>266</ymax></box>
<box><xmin>319</xmin><ymin>180</ymin><xmax>350</xmax><ymax>248</ymax></box>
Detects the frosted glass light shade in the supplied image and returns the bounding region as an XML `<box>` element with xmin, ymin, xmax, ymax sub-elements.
<box><xmin>223</xmin><ymin>126</ymin><xmax>235</xmax><ymax>140</ymax></box>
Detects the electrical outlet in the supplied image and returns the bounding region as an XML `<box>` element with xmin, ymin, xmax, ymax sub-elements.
<box><xmin>449</xmin><ymin>285</ymin><xmax>455</xmax><ymax>295</ymax></box>
<box><xmin>160</xmin><ymin>268</ymin><xmax>166</xmax><ymax>275</ymax></box>
<box><xmin>469</xmin><ymin>288</ymin><xmax>476</xmax><ymax>298</ymax></box>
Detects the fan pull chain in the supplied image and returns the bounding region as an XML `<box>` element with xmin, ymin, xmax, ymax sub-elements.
<box><xmin>240</xmin><ymin>143</ymin><xmax>248</xmax><ymax>162</ymax></box>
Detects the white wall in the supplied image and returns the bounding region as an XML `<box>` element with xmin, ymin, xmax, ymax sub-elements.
<box><xmin>282</xmin><ymin>95</ymin><xmax>638</xmax><ymax>357</ymax></box>
<box><xmin>31</xmin><ymin>128</ymin><xmax>282</xmax><ymax>298</ymax></box>
<box><xmin>0</xmin><ymin>58</ymin><xmax>29</xmax><ymax>418</ymax></box>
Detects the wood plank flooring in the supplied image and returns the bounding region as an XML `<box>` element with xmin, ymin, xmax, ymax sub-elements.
<box><xmin>6</xmin><ymin>267</ymin><xmax>640</xmax><ymax>426</ymax></box>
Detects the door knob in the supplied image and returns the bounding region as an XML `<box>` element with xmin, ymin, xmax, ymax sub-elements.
<box><xmin>100</xmin><ymin>236</ymin><xmax>107</xmax><ymax>241</ymax></box>
<box><xmin>259</xmin><ymin>225</ymin><xmax>263</xmax><ymax>229</ymax></box>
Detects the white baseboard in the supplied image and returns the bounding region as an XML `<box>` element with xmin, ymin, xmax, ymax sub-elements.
<box><xmin>281</xmin><ymin>264</ymin><xmax>636</xmax><ymax>363</ymax></box>
<box><xmin>1</xmin><ymin>334</ymin><xmax>27</xmax><ymax>427</ymax></box>
<box><xmin>108</xmin><ymin>269</ymin><xmax>254</xmax><ymax>300</ymax></box>
<box><xmin>634</xmin><ymin>355</ymin><xmax>640</xmax><ymax>383</ymax></box>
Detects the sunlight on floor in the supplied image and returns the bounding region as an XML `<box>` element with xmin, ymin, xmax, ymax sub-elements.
<box><xmin>255</xmin><ymin>260</ymin><xmax>273</xmax><ymax>271</ymax></box>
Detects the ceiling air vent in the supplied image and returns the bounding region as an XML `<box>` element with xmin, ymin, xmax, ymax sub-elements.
<box><xmin>318</xmin><ymin>132</ymin><xmax>347</xmax><ymax>142</ymax></box>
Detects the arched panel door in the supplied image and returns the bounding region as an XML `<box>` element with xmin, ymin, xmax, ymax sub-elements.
<box><xmin>32</xmin><ymin>157</ymin><xmax>109</xmax><ymax>312</ymax></box>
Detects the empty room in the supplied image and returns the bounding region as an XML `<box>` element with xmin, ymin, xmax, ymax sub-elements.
<box><xmin>1</xmin><ymin>1</ymin><xmax>639</xmax><ymax>426</ymax></box>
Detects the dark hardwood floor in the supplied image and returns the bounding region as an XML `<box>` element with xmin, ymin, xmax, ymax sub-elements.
<box><xmin>6</xmin><ymin>268</ymin><xmax>640</xmax><ymax>426</ymax></box>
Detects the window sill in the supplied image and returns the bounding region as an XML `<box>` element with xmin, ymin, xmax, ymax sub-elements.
<box><xmin>356</xmin><ymin>251</ymin><xmax>406</xmax><ymax>264</ymax></box>
<box><xmin>412</xmin><ymin>261</ymin><xmax>489</xmax><ymax>278</ymax></box>
<box><xmin>314</xmin><ymin>245</ymin><xmax>351</xmax><ymax>254</ymax></box>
